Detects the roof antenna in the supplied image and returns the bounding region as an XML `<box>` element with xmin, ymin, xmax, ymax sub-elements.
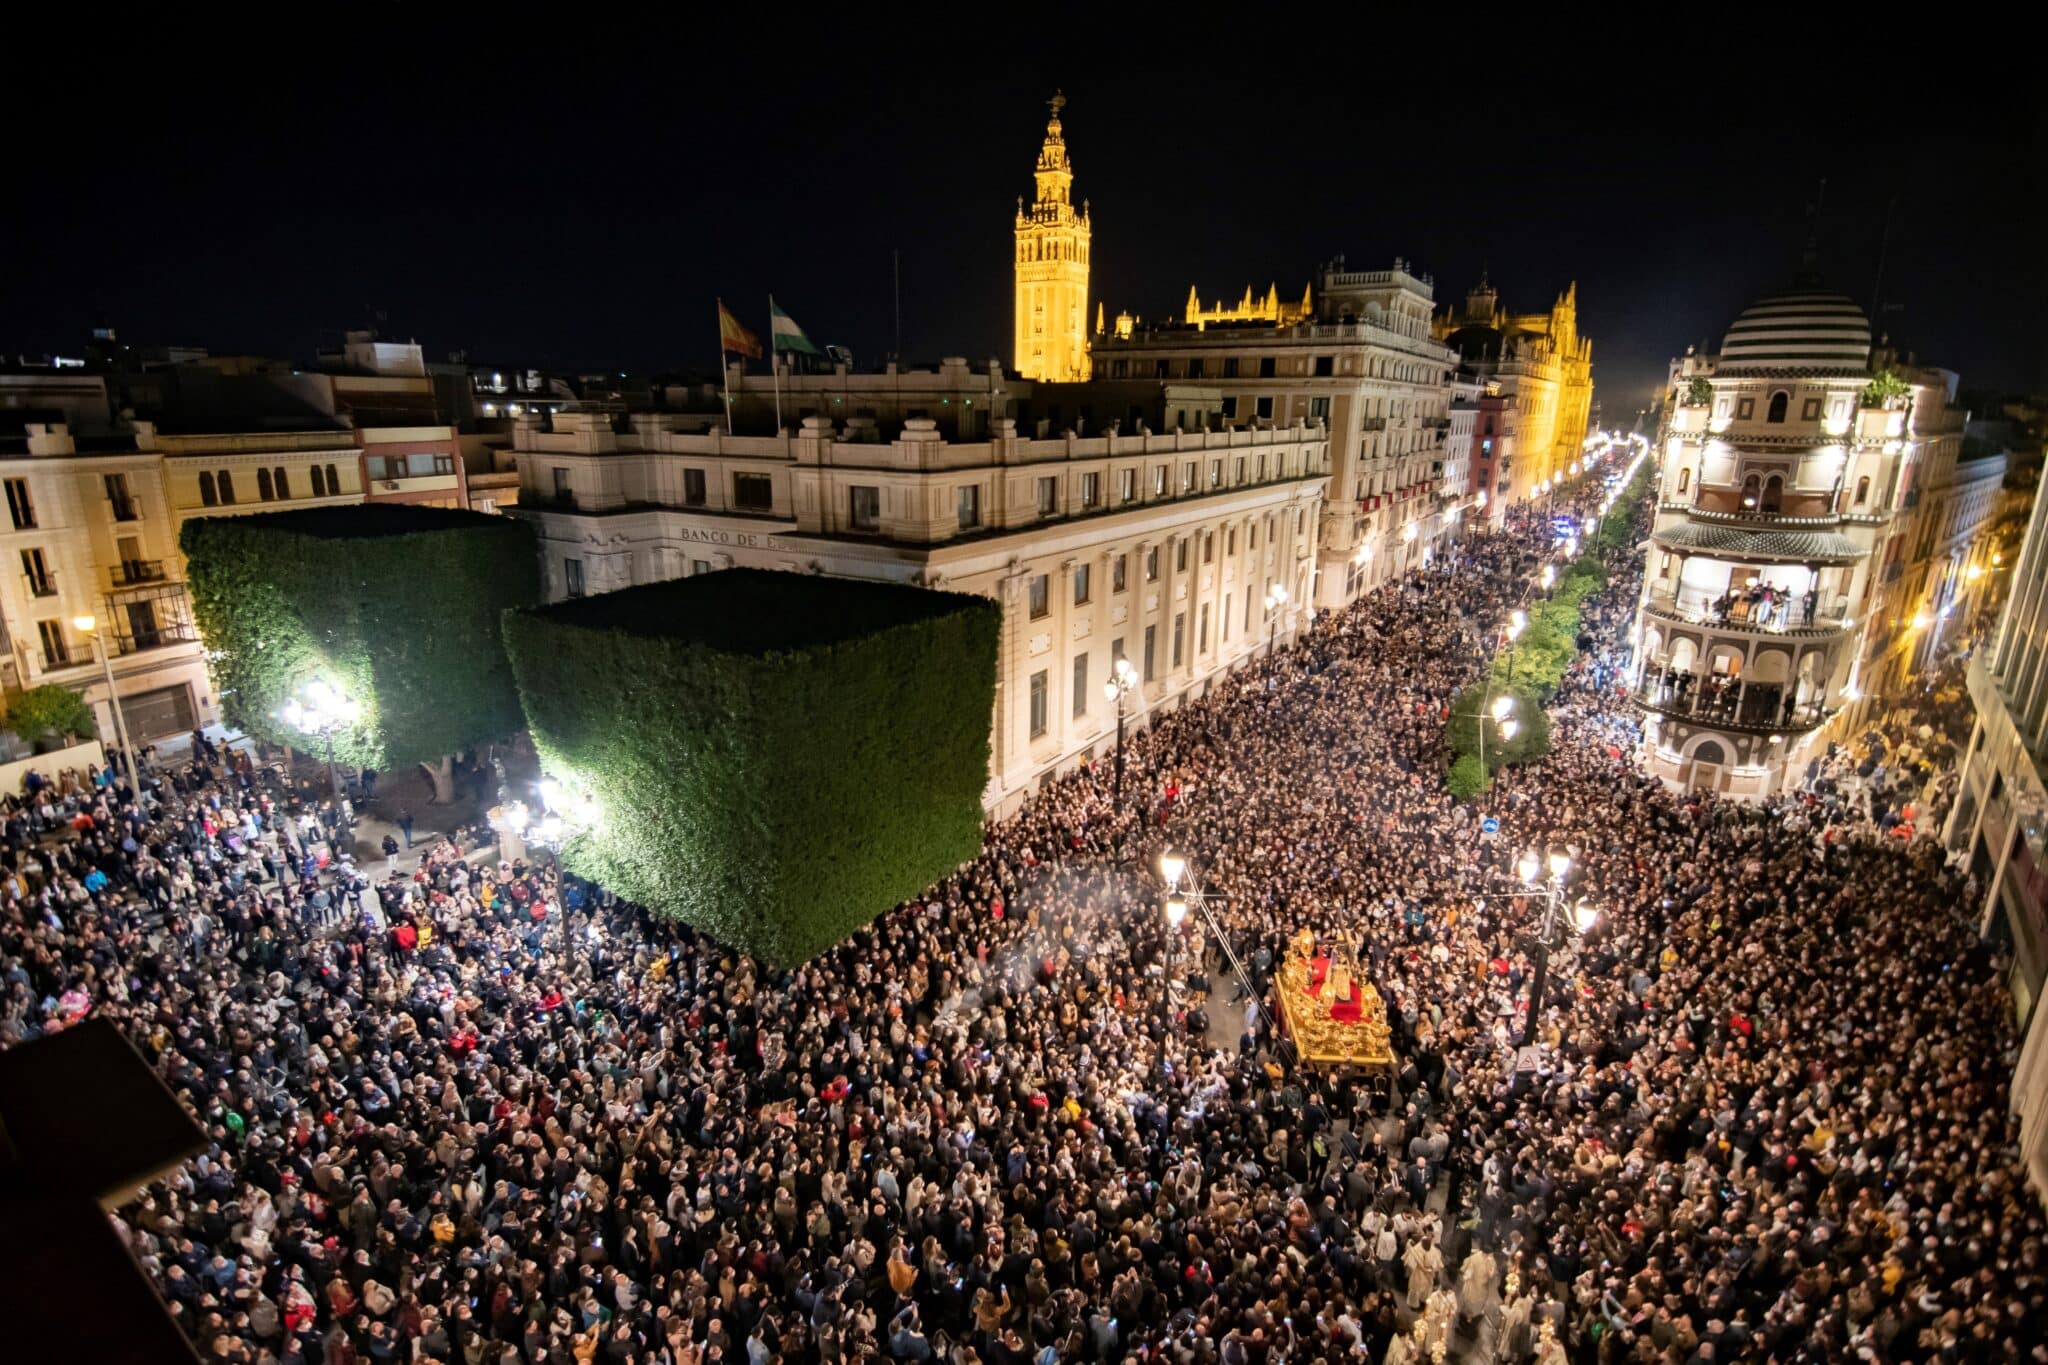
<box><xmin>1797</xmin><ymin>178</ymin><xmax>1826</xmax><ymax>284</ymax></box>
<box><xmin>1869</xmin><ymin>189</ymin><xmax>1900</xmax><ymax>316</ymax></box>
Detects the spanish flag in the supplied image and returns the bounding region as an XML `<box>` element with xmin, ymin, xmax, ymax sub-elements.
<box><xmin>717</xmin><ymin>298</ymin><xmax>762</xmax><ymax>359</ymax></box>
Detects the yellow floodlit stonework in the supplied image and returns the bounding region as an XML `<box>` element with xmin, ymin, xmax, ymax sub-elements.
<box><xmin>1013</xmin><ymin>93</ymin><xmax>1091</xmax><ymax>381</ymax></box>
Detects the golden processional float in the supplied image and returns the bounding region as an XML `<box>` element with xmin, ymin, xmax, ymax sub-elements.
<box><xmin>1276</xmin><ymin>926</ymin><xmax>1397</xmax><ymax>1076</ymax></box>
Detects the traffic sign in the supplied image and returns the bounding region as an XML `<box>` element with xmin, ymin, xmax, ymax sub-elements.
<box><xmin>1481</xmin><ymin>817</ymin><xmax>1499</xmax><ymax>834</ymax></box>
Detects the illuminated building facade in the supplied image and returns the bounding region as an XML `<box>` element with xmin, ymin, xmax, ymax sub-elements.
<box><xmin>1435</xmin><ymin>275</ymin><xmax>1594</xmax><ymax>511</ymax></box>
<box><xmin>1094</xmin><ymin>257</ymin><xmax>1458</xmax><ymax>611</ymax></box>
<box><xmin>1013</xmin><ymin>96</ymin><xmax>1091</xmax><ymax>382</ymax></box>
<box><xmin>512</xmin><ymin>361</ymin><xmax>1328</xmax><ymax>813</ymax></box>
<box><xmin>1179</xmin><ymin>283</ymin><xmax>1313</xmax><ymax>330</ymax></box>
<box><xmin>1944</xmin><ymin>478</ymin><xmax>2048</xmax><ymax>1197</ymax></box>
<box><xmin>1631</xmin><ymin>283</ymin><xmax>2000</xmax><ymax>798</ymax></box>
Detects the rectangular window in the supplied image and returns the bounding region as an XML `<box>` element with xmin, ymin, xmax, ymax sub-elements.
<box><xmin>1080</xmin><ymin>472</ymin><xmax>1100</xmax><ymax>508</ymax></box>
<box><xmin>1203</xmin><ymin>532</ymin><xmax>1215</xmax><ymax>564</ymax></box>
<box><xmin>1313</xmin><ymin>355</ymin><xmax>1334</xmax><ymax>377</ymax></box>
<box><xmin>1072</xmin><ymin>653</ymin><xmax>1088</xmax><ymax>718</ymax></box>
<box><xmin>691</xmin><ymin>559</ymin><xmax>712</xmax><ymax>576</ymax></box>
<box><xmin>1029</xmin><ymin>670</ymin><xmax>1048</xmax><ymax>738</ymax></box>
<box><xmin>564</xmin><ymin>558</ymin><xmax>585</xmax><ymax>597</ymax></box>
<box><xmin>22</xmin><ymin>547</ymin><xmax>55</xmax><ymax>597</ymax></box>
<box><xmin>1146</xmin><ymin>546</ymin><xmax>1159</xmax><ymax>581</ymax></box>
<box><xmin>1112</xmin><ymin>637</ymin><xmax>1126</xmax><ymax>665</ymax></box>
<box><xmin>1235</xmin><ymin>457</ymin><xmax>1246</xmax><ymax>484</ymax></box>
<box><xmin>1255</xmin><ymin>396</ymin><xmax>1274</xmax><ymax>420</ymax></box>
<box><xmin>1073</xmin><ymin>563</ymin><xmax>1091</xmax><ymax>605</ymax></box>
<box><xmin>1309</xmin><ymin>396</ymin><xmax>1330</xmax><ymax>421</ymax></box>
<box><xmin>1029</xmin><ymin>573</ymin><xmax>1050</xmax><ymax>618</ymax></box>
<box><xmin>1199</xmin><ymin>603</ymin><xmax>1211</xmax><ymax>654</ymax></box>
<box><xmin>957</xmin><ymin>484</ymin><xmax>981</xmax><ymax>529</ymax></box>
<box><xmin>1209</xmin><ymin>459</ymin><xmax>1222</xmax><ymax>488</ymax></box>
<box><xmin>1151</xmin><ymin>466</ymin><xmax>1167</xmax><ymax>496</ymax></box>
<box><xmin>1220</xmin><ymin>396</ymin><xmax>1239</xmax><ymax>420</ymax></box>
<box><xmin>1121</xmin><ymin>468</ymin><xmax>1136</xmax><ymax>502</ymax></box>
<box><xmin>37</xmin><ymin>620</ymin><xmax>69</xmax><ymax>669</ymax></box>
<box><xmin>1736</xmin><ymin>397</ymin><xmax>1755</xmax><ymax>420</ymax></box>
<box><xmin>1222</xmin><ymin>356</ymin><xmax>1240</xmax><ymax>378</ymax></box>
<box><xmin>104</xmin><ymin>473</ymin><xmax>139</xmax><ymax>521</ymax></box>
<box><xmin>1037</xmin><ymin>476</ymin><xmax>1057</xmax><ymax>515</ymax></box>
<box><xmin>1181</xmin><ymin>463</ymin><xmax>1195</xmax><ymax>493</ymax></box>
<box><xmin>1154</xmin><ymin>359</ymin><xmax>1170</xmax><ymax>379</ymax></box>
<box><xmin>1244</xmin><ymin>589</ymin><xmax>1253</xmax><ymax>632</ymax></box>
<box><xmin>734</xmin><ymin>473</ymin><xmax>773</xmax><ymax>510</ymax></box>
<box><xmin>683</xmin><ymin>468</ymin><xmax>707</xmax><ymax>505</ymax></box>
<box><xmin>1223</xmin><ymin>594</ymin><xmax>1233</xmax><ymax>640</ymax></box>
<box><xmin>1172</xmin><ymin>612</ymin><xmax>1185</xmax><ymax>667</ymax></box>
<box><xmin>1112</xmin><ymin>554</ymin><xmax>1128</xmax><ymax>593</ymax></box>
<box><xmin>849</xmin><ymin>484</ymin><xmax>880</xmax><ymax>530</ymax></box>
<box><xmin>1802</xmin><ymin>397</ymin><xmax>1822</xmax><ymax>420</ymax></box>
<box><xmin>1142</xmin><ymin>625</ymin><xmax>1156</xmax><ymax>681</ymax></box>
<box><xmin>1258</xmin><ymin>356</ymin><xmax>1277</xmax><ymax>378</ymax></box>
<box><xmin>1175</xmin><ymin>539</ymin><xmax>1189</xmax><ymax>572</ymax></box>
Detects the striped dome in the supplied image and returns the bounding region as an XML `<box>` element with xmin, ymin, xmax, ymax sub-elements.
<box><xmin>1718</xmin><ymin>288</ymin><xmax>1872</xmax><ymax>374</ymax></box>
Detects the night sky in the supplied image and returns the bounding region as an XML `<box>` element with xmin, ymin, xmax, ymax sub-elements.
<box><xmin>11</xmin><ymin>22</ymin><xmax>2044</xmax><ymax>417</ymax></box>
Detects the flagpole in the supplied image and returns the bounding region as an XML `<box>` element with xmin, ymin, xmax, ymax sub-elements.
<box><xmin>769</xmin><ymin>296</ymin><xmax>784</xmax><ymax>436</ymax></box>
<box><xmin>717</xmin><ymin>298</ymin><xmax>734</xmax><ymax>436</ymax></box>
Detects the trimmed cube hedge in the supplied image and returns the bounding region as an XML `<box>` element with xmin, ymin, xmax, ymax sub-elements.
<box><xmin>181</xmin><ymin>505</ymin><xmax>540</xmax><ymax>767</ymax></box>
<box><xmin>502</xmin><ymin>569</ymin><xmax>1000</xmax><ymax>966</ymax></box>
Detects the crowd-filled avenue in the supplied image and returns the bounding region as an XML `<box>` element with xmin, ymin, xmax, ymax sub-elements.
<box><xmin>3</xmin><ymin>476</ymin><xmax>2042</xmax><ymax>1365</ymax></box>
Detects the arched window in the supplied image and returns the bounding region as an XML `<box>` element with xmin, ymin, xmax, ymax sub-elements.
<box><xmin>1854</xmin><ymin>475</ymin><xmax>1871</xmax><ymax>507</ymax></box>
<box><xmin>198</xmin><ymin>471</ymin><xmax>217</xmax><ymax>507</ymax></box>
<box><xmin>274</xmin><ymin>467</ymin><xmax>290</xmax><ymax>499</ymax></box>
<box><xmin>1761</xmin><ymin>474</ymin><xmax>1784</xmax><ymax>514</ymax></box>
<box><xmin>218</xmin><ymin>470</ymin><xmax>236</xmax><ymax>504</ymax></box>
<box><xmin>1767</xmin><ymin>390</ymin><xmax>1790</xmax><ymax>423</ymax></box>
<box><xmin>310</xmin><ymin>465</ymin><xmax>327</xmax><ymax>497</ymax></box>
<box><xmin>1693</xmin><ymin>740</ymin><xmax>1726</xmax><ymax>765</ymax></box>
<box><xmin>256</xmin><ymin>467</ymin><xmax>274</xmax><ymax>500</ymax></box>
<box><xmin>327</xmin><ymin>464</ymin><xmax>341</xmax><ymax>494</ymax></box>
<box><xmin>1677</xmin><ymin>467</ymin><xmax>1691</xmax><ymax>494</ymax></box>
<box><xmin>1741</xmin><ymin>473</ymin><xmax>1761</xmax><ymax>509</ymax></box>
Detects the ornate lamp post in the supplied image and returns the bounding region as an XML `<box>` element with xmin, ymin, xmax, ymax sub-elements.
<box><xmin>1508</xmin><ymin>845</ymin><xmax>1600</xmax><ymax>1052</ymax></box>
<box><xmin>279</xmin><ymin>677</ymin><xmax>363</xmax><ymax>850</ymax></box>
<box><xmin>1159</xmin><ymin>847</ymin><xmax>1258</xmax><ymax>1010</ymax></box>
<box><xmin>489</xmin><ymin>776</ymin><xmax>600</xmax><ymax>953</ymax></box>
<box><xmin>1473</xmin><ymin>691</ymin><xmax>1517</xmax><ymax>780</ymax></box>
<box><xmin>1100</xmin><ymin>656</ymin><xmax>1140</xmax><ymax>837</ymax></box>
<box><xmin>71</xmin><ymin>614</ymin><xmax>139</xmax><ymax>790</ymax></box>
<box><xmin>1503</xmin><ymin>609</ymin><xmax>1527</xmax><ymax>685</ymax></box>
<box><xmin>1264</xmin><ymin>583</ymin><xmax>1290</xmax><ymax>656</ymax></box>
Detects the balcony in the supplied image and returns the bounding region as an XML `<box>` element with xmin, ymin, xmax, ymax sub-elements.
<box><xmin>1361</xmin><ymin>417</ymin><xmax>1388</xmax><ymax>431</ymax></box>
<box><xmin>1640</xmin><ymin>591</ymin><xmax>1853</xmax><ymax>640</ymax></box>
<box><xmin>110</xmin><ymin>559</ymin><xmax>168</xmax><ymax>588</ymax></box>
<box><xmin>108</xmin><ymin>496</ymin><xmax>140</xmax><ymax>522</ymax></box>
<box><xmin>41</xmin><ymin>646</ymin><xmax>76</xmax><ymax>670</ymax></box>
<box><xmin>23</xmin><ymin>571</ymin><xmax>58</xmax><ymax>599</ymax></box>
<box><xmin>1631</xmin><ymin>676</ymin><xmax>1831</xmax><ymax>734</ymax></box>
<box><xmin>1659</xmin><ymin>500</ymin><xmax>1844</xmax><ymax>530</ymax></box>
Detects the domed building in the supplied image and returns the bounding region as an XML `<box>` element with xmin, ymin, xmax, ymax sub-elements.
<box><xmin>1631</xmin><ymin>281</ymin><xmax>1940</xmax><ymax>797</ymax></box>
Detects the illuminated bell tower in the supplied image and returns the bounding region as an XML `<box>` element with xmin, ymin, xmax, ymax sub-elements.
<box><xmin>1014</xmin><ymin>92</ymin><xmax>1091</xmax><ymax>381</ymax></box>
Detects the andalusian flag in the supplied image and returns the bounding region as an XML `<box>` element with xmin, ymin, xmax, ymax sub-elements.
<box><xmin>769</xmin><ymin>297</ymin><xmax>823</xmax><ymax>356</ymax></box>
<box><xmin>717</xmin><ymin>298</ymin><xmax>762</xmax><ymax>358</ymax></box>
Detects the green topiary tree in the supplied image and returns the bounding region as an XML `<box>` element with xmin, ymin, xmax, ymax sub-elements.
<box><xmin>181</xmin><ymin>506</ymin><xmax>539</xmax><ymax>800</ymax></box>
<box><xmin>1861</xmin><ymin>369</ymin><xmax>1910</xmax><ymax>409</ymax></box>
<box><xmin>1447</xmin><ymin>753</ymin><xmax>1489</xmax><ymax>800</ymax></box>
<box><xmin>1683</xmin><ymin>376</ymin><xmax>1713</xmax><ymax>407</ymax></box>
<box><xmin>4</xmin><ymin>683</ymin><xmax>98</xmax><ymax>747</ymax></box>
<box><xmin>502</xmin><ymin>569</ymin><xmax>1002</xmax><ymax>966</ymax></box>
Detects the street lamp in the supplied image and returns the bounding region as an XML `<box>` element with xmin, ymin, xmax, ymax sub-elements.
<box><xmin>1101</xmin><ymin>656</ymin><xmax>1140</xmax><ymax>844</ymax></box>
<box><xmin>71</xmin><ymin>615</ymin><xmax>140</xmax><ymax>791</ymax></box>
<box><xmin>1539</xmin><ymin>564</ymin><xmax>1555</xmax><ymax>591</ymax></box>
<box><xmin>1157</xmin><ymin>847</ymin><xmax>1257</xmax><ymax>1010</ymax></box>
<box><xmin>1506</xmin><ymin>845</ymin><xmax>1599</xmax><ymax>1051</ymax></box>
<box><xmin>489</xmin><ymin>775</ymin><xmax>600</xmax><ymax>953</ymax></box>
<box><xmin>1473</xmin><ymin>690</ymin><xmax>1516</xmax><ymax>785</ymax></box>
<box><xmin>279</xmin><ymin>676</ymin><xmax>363</xmax><ymax>850</ymax></box>
<box><xmin>1503</xmin><ymin>610</ymin><xmax>1527</xmax><ymax>685</ymax></box>
<box><xmin>1264</xmin><ymin>583</ymin><xmax>1290</xmax><ymax>656</ymax></box>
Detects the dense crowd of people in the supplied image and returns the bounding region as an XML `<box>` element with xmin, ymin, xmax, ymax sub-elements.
<box><xmin>2</xmin><ymin>470</ymin><xmax>2043</xmax><ymax>1365</ymax></box>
